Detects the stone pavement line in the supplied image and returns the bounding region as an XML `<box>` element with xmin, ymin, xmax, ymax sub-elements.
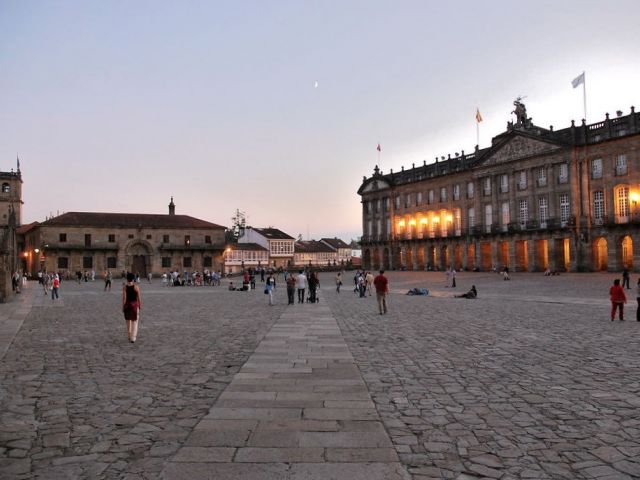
<box><xmin>162</xmin><ymin>303</ymin><xmax>410</xmax><ymax>480</ymax></box>
<box><xmin>0</xmin><ymin>284</ymin><xmax>37</xmax><ymax>361</ymax></box>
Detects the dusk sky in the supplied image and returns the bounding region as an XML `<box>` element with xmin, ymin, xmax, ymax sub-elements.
<box><xmin>1</xmin><ymin>1</ymin><xmax>639</xmax><ymax>242</ymax></box>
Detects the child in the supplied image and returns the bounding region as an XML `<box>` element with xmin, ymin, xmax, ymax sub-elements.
<box><xmin>609</xmin><ymin>278</ymin><xmax>626</xmax><ymax>321</ymax></box>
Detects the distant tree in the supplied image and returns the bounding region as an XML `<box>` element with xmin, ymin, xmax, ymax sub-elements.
<box><xmin>226</xmin><ymin>209</ymin><xmax>246</xmax><ymax>244</ymax></box>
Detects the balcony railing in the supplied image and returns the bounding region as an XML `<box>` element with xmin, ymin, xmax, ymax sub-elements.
<box><xmin>615</xmin><ymin>165</ymin><xmax>628</xmax><ymax>176</ymax></box>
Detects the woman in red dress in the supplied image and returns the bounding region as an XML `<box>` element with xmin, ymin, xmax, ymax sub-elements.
<box><xmin>122</xmin><ymin>272</ymin><xmax>142</xmax><ymax>342</ymax></box>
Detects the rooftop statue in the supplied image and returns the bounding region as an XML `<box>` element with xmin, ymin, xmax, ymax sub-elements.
<box><xmin>512</xmin><ymin>97</ymin><xmax>528</xmax><ymax>125</ymax></box>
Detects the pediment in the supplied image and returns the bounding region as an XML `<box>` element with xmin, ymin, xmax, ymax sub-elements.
<box><xmin>360</xmin><ymin>178</ymin><xmax>391</xmax><ymax>194</ymax></box>
<box><xmin>481</xmin><ymin>135</ymin><xmax>562</xmax><ymax>166</ymax></box>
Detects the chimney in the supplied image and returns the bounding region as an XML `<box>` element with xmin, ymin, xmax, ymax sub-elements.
<box><xmin>168</xmin><ymin>197</ymin><xmax>175</xmax><ymax>215</ymax></box>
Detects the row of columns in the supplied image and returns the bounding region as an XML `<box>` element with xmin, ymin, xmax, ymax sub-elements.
<box><xmin>365</xmin><ymin>231</ymin><xmax>640</xmax><ymax>272</ymax></box>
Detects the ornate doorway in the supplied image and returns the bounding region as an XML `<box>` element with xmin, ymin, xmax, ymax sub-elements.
<box><xmin>125</xmin><ymin>240</ymin><xmax>153</xmax><ymax>276</ymax></box>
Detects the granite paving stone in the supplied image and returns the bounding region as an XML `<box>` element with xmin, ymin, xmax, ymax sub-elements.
<box><xmin>1</xmin><ymin>272</ymin><xmax>639</xmax><ymax>479</ymax></box>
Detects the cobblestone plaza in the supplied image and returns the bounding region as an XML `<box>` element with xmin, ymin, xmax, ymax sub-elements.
<box><xmin>1</xmin><ymin>272</ymin><xmax>639</xmax><ymax>479</ymax></box>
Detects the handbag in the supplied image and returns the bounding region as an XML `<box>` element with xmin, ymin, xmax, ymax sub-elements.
<box><xmin>264</xmin><ymin>288</ymin><xmax>269</xmax><ymax>294</ymax></box>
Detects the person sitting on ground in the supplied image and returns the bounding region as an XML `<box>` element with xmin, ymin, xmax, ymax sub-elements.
<box><xmin>455</xmin><ymin>285</ymin><xmax>477</xmax><ymax>299</ymax></box>
<box><xmin>406</xmin><ymin>288</ymin><xmax>428</xmax><ymax>296</ymax></box>
<box><xmin>228</xmin><ymin>281</ymin><xmax>236</xmax><ymax>291</ymax></box>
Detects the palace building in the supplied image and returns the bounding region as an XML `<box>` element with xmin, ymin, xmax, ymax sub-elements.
<box><xmin>358</xmin><ymin>101</ymin><xmax>640</xmax><ymax>272</ymax></box>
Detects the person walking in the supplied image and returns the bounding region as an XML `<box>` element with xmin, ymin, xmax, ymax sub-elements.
<box><xmin>295</xmin><ymin>270</ymin><xmax>307</xmax><ymax>304</ymax></box>
<box><xmin>365</xmin><ymin>271</ymin><xmax>374</xmax><ymax>296</ymax></box>
<box><xmin>335</xmin><ymin>272</ymin><xmax>343</xmax><ymax>293</ymax></box>
<box><xmin>104</xmin><ymin>270</ymin><xmax>112</xmax><ymax>292</ymax></box>
<box><xmin>308</xmin><ymin>272</ymin><xmax>319</xmax><ymax>303</ymax></box>
<box><xmin>122</xmin><ymin>272</ymin><xmax>142</xmax><ymax>342</ymax></box>
<box><xmin>451</xmin><ymin>267</ymin><xmax>457</xmax><ymax>288</ymax></box>
<box><xmin>266</xmin><ymin>273</ymin><xmax>275</xmax><ymax>306</ymax></box>
<box><xmin>373</xmin><ymin>270</ymin><xmax>389</xmax><ymax>315</ymax></box>
<box><xmin>51</xmin><ymin>274</ymin><xmax>60</xmax><ymax>300</ymax></box>
<box><xmin>286</xmin><ymin>272</ymin><xmax>296</xmax><ymax>305</ymax></box>
<box><xmin>609</xmin><ymin>278</ymin><xmax>627</xmax><ymax>322</ymax></box>
<box><xmin>622</xmin><ymin>266</ymin><xmax>630</xmax><ymax>289</ymax></box>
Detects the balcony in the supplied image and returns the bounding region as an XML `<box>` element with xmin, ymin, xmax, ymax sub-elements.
<box><xmin>537</xmin><ymin>178</ymin><xmax>547</xmax><ymax>187</ymax></box>
<box><xmin>517</xmin><ymin>182</ymin><xmax>527</xmax><ymax>191</ymax></box>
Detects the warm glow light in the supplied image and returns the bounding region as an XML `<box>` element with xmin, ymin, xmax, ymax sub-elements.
<box><xmin>631</xmin><ymin>191</ymin><xmax>639</xmax><ymax>204</ymax></box>
<box><xmin>420</xmin><ymin>218</ymin><xmax>428</xmax><ymax>224</ymax></box>
<box><xmin>409</xmin><ymin>219</ymin><xmax>416</xmax><ymax>226</ymax></box>
<box><xmin>446</xmin><ymin>215</ymin><xmax>453</xmax><ymax>222</ymax></box>
<box><xmin>398</xmin><ymin>220</ymin><xmax>405</xmax><ymax>227</ymax></box>
<box><xmin>23</xmin><ymin>252</ymin><xmax>28</xmax><ymax>257</ymax></box>
<box><xmin>432</xmin><ymin>217</ymin><xmax>439</xmax><ymax>223</ymax></box>
<box><xmin>34</xmin><ymin>248</ymin><xmax>40</xmax><ymax>254</ymax></box>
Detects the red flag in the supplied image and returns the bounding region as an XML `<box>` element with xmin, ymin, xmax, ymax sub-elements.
<box><xmin>376</xmin><ymin>143</ymin><xmax>381</xmax><ymax>152</ymax></box>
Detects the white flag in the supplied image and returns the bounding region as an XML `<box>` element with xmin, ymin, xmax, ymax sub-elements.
<box><xmin>572</xmin><ymin>72</ymin><xmax>585</xmax><ymax>89</ymax></box>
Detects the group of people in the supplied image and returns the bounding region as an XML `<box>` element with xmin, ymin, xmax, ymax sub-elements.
<box><xmin>161</xmin><ymin>270</ymin><xmax>223</xmax><ymax>287</ymax></box>
<box><xmin>37</xmin><ymin>271</ymin><xmax>61</xmax><ymax>299</ymax></box>
<box><xmin>285</xmin><ymin>270</ymin><xmax>320</xmax><ymax>305</ymax></box>
<box><xmin>351</xmin><ymin>270</ymin><xmax>375</xmax><ymax>297</ymax></box>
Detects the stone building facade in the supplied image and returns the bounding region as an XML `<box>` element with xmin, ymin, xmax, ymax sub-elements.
<box><xmin>358</xmin><ymin>103</ymin><xmax>640</xmax><ymax>273</ymax></box>
<box><xmin>21</xmin><ymin>199</ymin><xmax>226</xmax><ymax>276</ymax></box>
<box><xmin>238</xmin><ymin>227</ymin><xmax>295</xmax><ymax>268</ymax></box>
<box><xmin>0</xmin><ymin>163</ymin><xmax>22</xmax><ymax>301</ymax></box>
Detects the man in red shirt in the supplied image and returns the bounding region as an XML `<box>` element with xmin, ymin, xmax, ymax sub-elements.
<box><xmin>373</xmin><ymin>270</ymin><xmax>389</xmax><ymax>315</ymax></box>
<box><xmin>609</xmin><ymin>278</ymin><xmax>627</xmax><ymax>321</ymax></box>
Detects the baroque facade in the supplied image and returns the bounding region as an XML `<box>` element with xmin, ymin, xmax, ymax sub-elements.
<box><xmin>358</xmin><ymin>103</ymin><xmax>640</xmax><ymax>273</ymax></box>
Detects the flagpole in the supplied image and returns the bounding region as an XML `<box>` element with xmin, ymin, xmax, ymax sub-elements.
<box><xmin>476</xmin><ymin>121</ymin><xmax>479</xmax><ymax>147</ymax></box>
<box><xmin>582</xmin><ymin>70</ymin><xmax>587</xmax><ymax>123</ymax></box>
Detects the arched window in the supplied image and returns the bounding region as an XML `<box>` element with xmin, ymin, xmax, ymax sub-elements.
<box><xmin>1</xmin><ymin>183</ymin><xmax>9</xmax><ymax>193</ymax></box>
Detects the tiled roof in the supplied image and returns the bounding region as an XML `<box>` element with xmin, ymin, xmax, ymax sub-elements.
<box><xmin>17</xmin><ymin>222</ymin><xmax>39</xmax><ymax>235</ymax></box>
<box><xmin>40</xmin><ymin>212</ymin><xmax>226</xmax><ymax>229</ymax></box>
<box><xmin>320</xmin><ymin>237</ymin><xmax>350</xmax><ymax>249</ymax></box>
<box><xmin>252</xmin><ymin>228</ymin><xmax>294</xmax><ymax>240</ymax></box>
<box><xmin>295</xmin><ymin>240</ymin><xmax>335</xmax><ymax>253</ymax></box>
<box><xmin>226</xmin><ymin>243</ymin><xmax>269</xmax><ymax>251</ymax></box>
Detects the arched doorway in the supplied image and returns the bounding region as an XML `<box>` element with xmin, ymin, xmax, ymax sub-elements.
<box><xmin>593</xmin><ymin>237</ymin><xmax>608</xmax><ymax>271</ymax></box>
<box><xmin>467</xmin><ymin>243</ymin><xmax>476</xmax><ymax>270</ymax></box>
<box><xmin>363</xmin><ymin>249</ymin><xmax>372</xmax><ymax>270</ymax></box>
<box><xmin>125</xmin><ymin>240</ymin><xmax>153</xmax><ymax>276</ymax></box>
<box><xmin>372</xmin><ymin>249</ymin><xmax>381</xmax><ymax>270</ymax></box>
<box><xmin>441</xmin><ymin>245</ymin><xmax>449</xmax><ymax>270</ymax></box>
<box><xmin>428</xmin><ymin>246</ymin><xmax>437</xmax><ymax>270</ymax></box>
<box><xmin>453</xmin><ymin>245</ymin><xmax>463</xmax><ymax>270</ymax></box>
<box><xmin>406</xmin><ymin>246</ymin><xmax>414</xmax><ymax>271</ymax></box>
<box><xmin>417</xmin><ymin>246</ymin><xmax>426</xmax><ymax>270</ymax></box>
<box><xmin>621</xmin><ymin>235</ymin><xmax>633</xmax><ymax>270</ymax></box>
<box><xmin>383</xmin><ymin>248</ymin><xmax>390</xmax><ymax>270</ymax></box>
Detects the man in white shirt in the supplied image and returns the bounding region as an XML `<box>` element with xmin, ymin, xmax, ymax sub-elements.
<box><xmin>295</xmin><ymin>270</ymin><xmax>307</xmax><ymax>304</ymax></box>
